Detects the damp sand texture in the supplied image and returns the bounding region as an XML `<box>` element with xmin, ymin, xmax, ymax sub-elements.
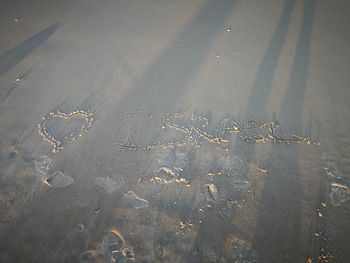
<box><xmin>1</xmin><ymin>0</ymin><xmax>350</xmax><ymax>263</ymax></box>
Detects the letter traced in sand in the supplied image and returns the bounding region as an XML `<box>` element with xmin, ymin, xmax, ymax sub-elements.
<box><xmin>115</xmin><ymin>112</ymin><xmax>319</xmax><ymax>152</ymax></box>
<box><xmin>38</xmin><ymin>110</ymin><xmax>94</xmax><ymax>153</ymax></box>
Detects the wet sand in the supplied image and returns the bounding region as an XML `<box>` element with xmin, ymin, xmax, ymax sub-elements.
<box><xmin>1</xmin><ymin>0</ymin><xmax>350</xmax><ymax>262</ymax></box>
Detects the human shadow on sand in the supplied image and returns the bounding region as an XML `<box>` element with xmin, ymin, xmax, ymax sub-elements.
<box><xmin>0</xmin><ymin>23</ymin><xmax>58</xmax><ymax>76</ymax></box>
<box><xmin>251</xmin><ymin>1</ymin><xmax>316</xmax><ymax>262</ymax></box>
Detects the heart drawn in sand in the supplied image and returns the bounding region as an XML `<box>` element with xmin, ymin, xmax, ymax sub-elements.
<box><xmin>38</xmin><ymin>110</ymin><xmax>94</xmax><ymax>153</ymax></box>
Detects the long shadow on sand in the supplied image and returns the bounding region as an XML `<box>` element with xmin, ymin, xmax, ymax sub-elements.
<box><xmin>102</xmin><ymin>0</ymin><xmax>238</xmax><ymax>114</ymax></box>
<box><xmin>0</xmin><ymin>1</ymin><xmax>238</xmax><ymax>262</ymax></box>
<box><xmin>0</xmin><ymin>23</ymin><xmax>58</xmax><ymax>76</ymax></box>
<box><xmin>251</xmin><ymin>1</ymin><xmax>316</xmax><ymax>262</ymax></box>
<box><xmin>243</xmin><ymin>0</ymin><xmax>295</xmax><ymax>120</ymax></box>
<box><xmin>186</xmin><ymin>1</ymin><xmax>296</xmax><ymax>262</ymax></box>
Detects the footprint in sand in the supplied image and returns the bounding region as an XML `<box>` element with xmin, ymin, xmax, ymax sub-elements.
<box><xmin>204</xmin><ymin>183</ymin><xmax>220</xmax><ymax>203</ymax></box>
<box><xmin>148</xmin><ymin>148</ymin><xmax>190</xmax><ymax>185</ymax></box>
<box><xmin>330</xmin><ymin>182</ymin><xmax>349</xmax><ymax>207</ymax></box>
<box><xmin>95</xmin><ymin>176</ymin><xmax>125</xmax><ymax>194</ymax></box>
<box><xmin>45</xmin><ymin>171</ymin><xmax>74</xmax><ymax>188</ymax></box>
<box><xmin>80</xmin><ymin>230</ymin><xmax>135</xmax><ymax>263</ymax></box>
<box><xmin>122</xmin><ymin>191</ymin><xmax>149</xmax><ymax>209</ymax></box>
<box><xmin>33</xmin><ymin>155</ymin><xmax>52</xmax><ymax>179</ymax></box>
<box><xmin>79</xmin><ymin>250</ymin><xmax>104</xmax><ymax>263</ymax></box>
<box><xmin>33</xmin><ymin>156</ymin><xmax>74</xmax><ymax>188</ymax></box>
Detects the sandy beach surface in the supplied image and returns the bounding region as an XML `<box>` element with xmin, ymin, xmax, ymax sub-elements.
<box><xmin>1</xmin><ymin>0</ymin><xmax>350</xmax><ymax>262</ymax></box>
